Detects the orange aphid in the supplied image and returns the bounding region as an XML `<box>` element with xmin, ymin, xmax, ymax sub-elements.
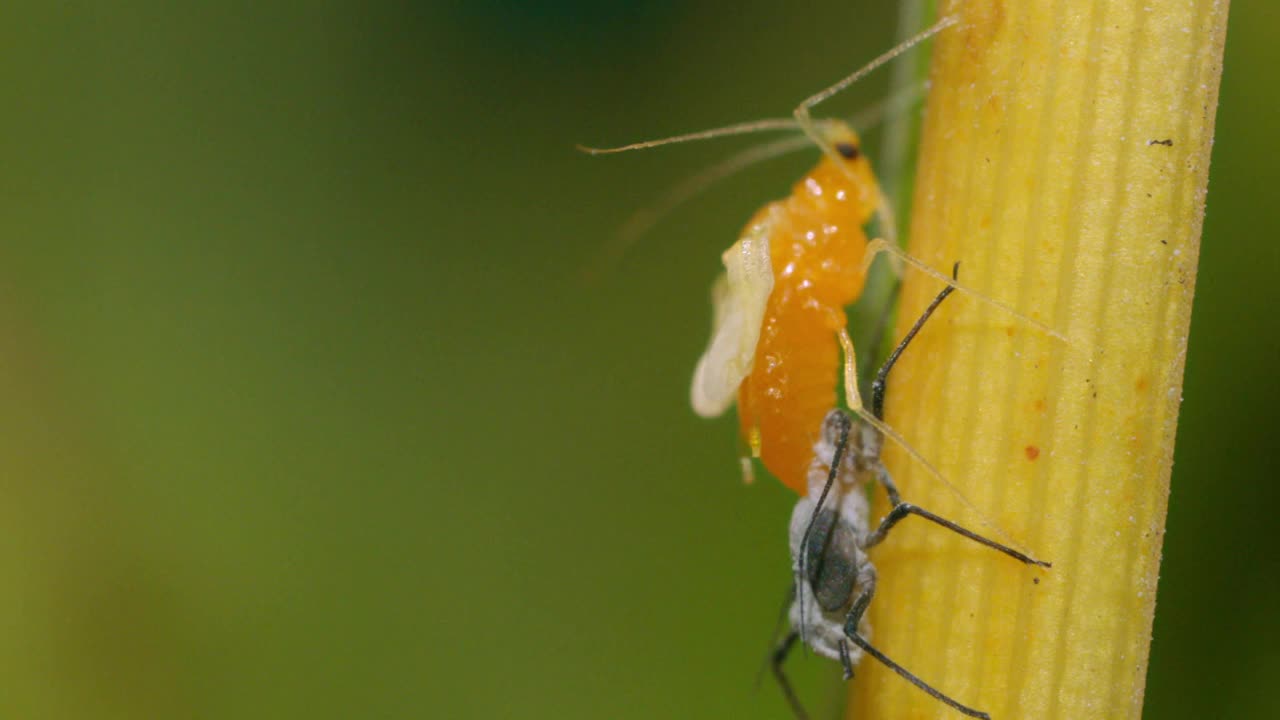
<box><xmin>687</xmin><ymin>112</ymin><xmax>1064</xmax><ymax>499</ymax></box>
<box><xmin>588</xmin><ymin>15</ymin><xmax>1060</xmax><ymax>498</ymax></box>
<box><xmin>688</xmin><ymin>121</ymin><xmax>881</xmax><ymax>496</ymax></box>
<box><xmin>734</xmin><ymin>124</ymin><xmax>879</xmax><ymax>495</ymax></box>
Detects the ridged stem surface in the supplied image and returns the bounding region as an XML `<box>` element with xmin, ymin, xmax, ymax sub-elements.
<box><xmin>847</xmin><ymin>1</ymin><xmax>1229</xmax><ymax>718</ymax></box>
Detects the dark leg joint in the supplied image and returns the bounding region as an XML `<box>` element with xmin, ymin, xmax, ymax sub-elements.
<box><xmin>838</xmin><ymin>640</ymin><xmax>855</xmax><ymax>681</ymax></box>
<box><xmin>869</xmin><ymin>262</ymin><xmax>960</xmax><ymax>420</ymax></box>
<box><xmin>868</xmin><ymin>502</ymin><xmax>1051</xmax><ymax>568</ymax></box>
<box><xmin>770</xmin><ymin>631</ymin><xmax>809</xmax><ymax>720</ymax></box>
<box><xmin>845</xmin><ymin>632</ymin><xmax>991</xmax><ymax>720</ymax></box>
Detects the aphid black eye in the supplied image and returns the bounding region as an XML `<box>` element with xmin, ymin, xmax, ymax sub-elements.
<box><xmin>834</xmin><ymin>142</ymin><xmax>859</xmax><ymax>160</ymax></box>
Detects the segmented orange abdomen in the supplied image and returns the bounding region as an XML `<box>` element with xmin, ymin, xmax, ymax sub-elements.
<box><xmin>737</xmin><ymin>148</ymin><xmax>878</xmax><ymax>495</ymax></box>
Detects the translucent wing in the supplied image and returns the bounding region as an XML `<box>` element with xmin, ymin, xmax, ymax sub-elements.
<box><xmin>690</xmin><ymin>220</ymin><xmax>775</xmax><ymax>418</ymax></box>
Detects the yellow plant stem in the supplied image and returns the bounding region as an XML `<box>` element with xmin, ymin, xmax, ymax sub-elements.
<box><xmin>848</xmin><ymin>1</ymin><xmax>1228</xmax><ymax>718</ymax></box>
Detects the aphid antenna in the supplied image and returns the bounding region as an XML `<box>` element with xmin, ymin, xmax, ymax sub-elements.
<box><xmin>792</xmin><ymin>13</ymin><xmax>960</xmax><ymax>263</ymax></box>
<box><xmin>582</xmin><ymin>14</ymin><xmax>959</xmax><ymax>282</ymax></box>
<box><xmin>580</xmin><ymin>13</ymin><xmax>955</xmax><ymax>271</ymax></box>
<box><xmin>793</xmin><ymin>409</ymin><xmax>853</xmax><ymax>653</ymax></box>
<box><xmin>576</xmin><ymin>118</ymin><xmax>803</xmax><ymax>156</ymax></box>
<box><xmin>794</xmin><ymin>13</ymin><xmax>959</xmax><ymax>133</ymax></box>
<box><xmin>583</xmin><ymin>81</ymin><xmax>929</xmax><ymax>282</ymax></box>
<box><xmin>784</xmin><ymin>12</ymin><xmax>1076</xmax><ymax>346</ymax></box>
<box><xmin>583</xmin><ymin>133</ymin><xmax>812</xmax><ymax>282</ymax></box>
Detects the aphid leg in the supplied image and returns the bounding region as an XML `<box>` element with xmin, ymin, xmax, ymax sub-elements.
<box><xmin>755</xmin><ymin>582</ymin><xmax>798</xmax><ymax>689</ymax></box>
<box><xmin>841</xmin><ymin>261</ymin><xmax>958</xmax><ymax>421</ymax></box>
<box><xmin>844</xmin><ymin>627</ymin><xmax>992</xmax><ymax>718</ymax></box>
<box><xmin>871</xmin><ymin>262</ymin><xmax>959</xmax><ymax>420</ymax></box>
<box><xmin>874</xmin><ymin>188</ymin><xmax>901</xmax><ymax>267</ymax></box>
<box><xmin>837</xmin><ymin>640</ymin><xmax>855</xmax><ymax>681</ymax></box>
<box><xmin>841</xmin><ymin>270</ymin><xmax>1031</xmax><ymax>553</ymax></box>
<box><xmin>865</xmin><ymin>260</ymin><xmax>1051</xmax><ymax>568</ymax></box>
<box><xmin>864</xmin><ymin>496</ymin><xmax>1050</xmax><ymax>567</ymax></box>
<box><xmin>875</xmin><ymin>465</ymin><xmax>903</xmax><ymax>508</ymax></box>
<box><xmin>842</xmin><ymin>565</ymin><xmax>877</xmax><ymax>647</ymax></box>
<box><xmin>839</xmin><ymin>350</ymin><xmax>1018</xmax><ymax>549</ymax></box>
<box><xmin>857</xmin><ymin>270</ymin><xmax>905</xmax><ymax>384</ymax></box>
<box><xmin>837</xmin><ymin>330</ymin><xmax>866</xmax><ymax>412</ymax></box>
<box><xmin>862</xmin><ymin>238</ymin><xmax>1069</xmax><ymax>343</ymax></box>
<box><xmin>770</xmin><ymin>630</ymin><xmax>810</xmax><ymax>720</ymax></box>
<box><xmin>841</xmin><ymin>565</ymin><xmax>994</xmax><ymax>719</ymax></box>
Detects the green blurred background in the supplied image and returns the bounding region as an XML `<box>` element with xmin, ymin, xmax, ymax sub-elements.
<box><xmin>1</xmin><ymin>2</ymin><xmax>1274</xmax><ymax>718</ymax></box>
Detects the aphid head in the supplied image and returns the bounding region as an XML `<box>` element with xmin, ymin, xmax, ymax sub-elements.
<box><xmin>806</xmin><ymin>411</ymin><xmax>857</xmax><ymax>495</ymax></box>
<box><xmin>820</xmin><ymin>408</ymin><xmax>854</xmax><ymax>447</ymax></box>
<box><xmin>807</xmin><ymin>121</ymin><xmax>879</xmax><ymax>221</ymax></box>
<box><xmin>820</xmin><ymin>121</ymin><xmax>865</xmax><ymax>163</ymax></box>
<box><xmin>812</xmin><ymin>409</ymin><xmax>880</xmax><ymax>490</ymax></box>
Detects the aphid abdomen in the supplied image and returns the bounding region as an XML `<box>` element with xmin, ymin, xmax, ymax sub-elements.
<box><xmin>737</xmin><ymin>157</ymin><xmax>874</xmax><ymax>495</ymax></box>
<box><xmin>738</xmin><ymin>301</ymin><xmax>841</xmax><ymax>493</ymax></box>
<box><xmin>787</xmin><ymin>488</ymin><xmax>871</xmax><ymax>665</ymax></box>
<box><xmin>804</xmin><ymin>508</ymin><xmax>861</xmax><ymax>612</ymax></box>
